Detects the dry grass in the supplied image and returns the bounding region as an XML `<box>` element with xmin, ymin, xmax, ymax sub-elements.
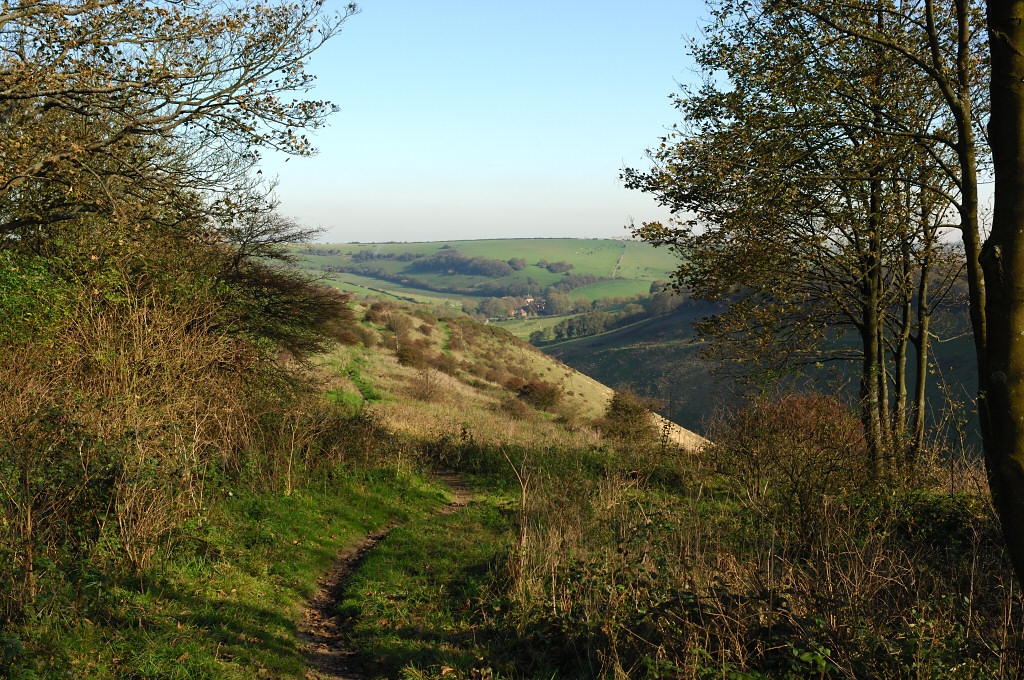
<box><xmin>311</xmin><ymin>306</ymin><xmax>642</xmax><ymax>452</ymax></box>
<box><xmin>382</xmin><ymin>307</ymin><xmax>703</xmax><ymax>450</ymax></box>
<box><xmin>484</xmin><ymin>392</ymin><xmax>1022</xmax><ymax>679</ymax></box>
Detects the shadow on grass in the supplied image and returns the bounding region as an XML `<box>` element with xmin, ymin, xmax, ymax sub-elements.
<box><xmin>96</xmin><ymin>576</ymin><xmax>306</xmax><ymax>678</ymax></box>
<box><xmin>342</xmin><ymin>552</ymin><xmax>574</xmax><ymax>680</ymax></box>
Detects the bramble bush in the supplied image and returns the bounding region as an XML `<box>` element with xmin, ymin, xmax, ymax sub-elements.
<box><xmin>595</xmin><ymin>389</ymin><xmax>661</xmax><ymax>443</ymax></box>
<box><xmin>707</xmin><ymin>392</ymin><xmax>870</xmax><ymax>544</ymax></box>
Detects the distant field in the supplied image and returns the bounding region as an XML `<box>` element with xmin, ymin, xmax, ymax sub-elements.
<box><xmin>495</xmin><ymin>314</ymin><xmax>571</xmax><ymax>340</ymax></box>
<box><xmin>292</xmin><ymin>238</ymin><xmax>677</xmax><ymax>305</ymax></box>
<box><xmin>615</xmin><ymin>243</ymin><xmax>680</xmax><ymax>278</ymax></box>
<box><xmin>316</xmin><ymin>272</ymin><xmax>472</xmax><ymax>309</ymax></box>
<box><xmin>451</xmin><ymin>239</ymin><xmax>626</xmax><ymax>276</ymax></box>
<box><xmin>570</xmin><ymin>278</ymin><xmax>653</xmax><ymax>300</ymax></box>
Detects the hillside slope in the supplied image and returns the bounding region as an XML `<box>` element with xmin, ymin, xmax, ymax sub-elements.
<box><xmin>542</xmin><ymin>307</ymin><xmax>731</xmax><ymax>434</ymax></box>
<box><xmin>321</xmin><ymin>299</ymin><xmax>704</xmax><ymax>449</ymax></box>
<box><xmin>8</xmin><ymin>296</ymin><xmax>1012</xmax><ymax>680</ymax></box>
<box><xmin>302</xmin><ymin>303</ymin><xmax>1011</xmax><ymax>680</ymax></box>
<box><xmin>544</xmin><ymin>302</ymin><xmax>979</xmax><ymax>439</ymax></box>
<box><xmin>3</xmin><ymin>296</ymin><xmax>701</xmax><ymax>679</ymax></box>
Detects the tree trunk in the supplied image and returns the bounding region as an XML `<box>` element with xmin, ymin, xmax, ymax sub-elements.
<box><xmin>983</xmin><ymin>0</ymin><xmax>1024</xmax><ymax>585</ymax></box>
<box><xmin>860</xmin><ymin>310</ymin><xmax>884</xmax><ymax>473</ymax></box>
<box><xmin>910</xmin><ymin>253</ymin><xmax>933</xmax><ymax>465</ymax></box>
<box><xmin>863</xmin><ymin>153</ymin><xmax>886</xmax><ymax>474</ymax></box>
<box><xmin>893</xmin><ymin>236</ymin><xmax>913</xmax><ymax>467</ymax></box>
<box><xmin>878</xmin><ymin>322</ymin><xmax>892</xmax><ymax>471</ymax></box>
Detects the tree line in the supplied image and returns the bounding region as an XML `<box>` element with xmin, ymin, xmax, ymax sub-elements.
<box><xmin>627</xmin><ymin>0</ymin><xmax>1024</xmax><ymax>589</ymax></box>
<box><xmin>626</xmin><ymin>0</ymin><xmax>979</xmax><ymax>472</ymax></box>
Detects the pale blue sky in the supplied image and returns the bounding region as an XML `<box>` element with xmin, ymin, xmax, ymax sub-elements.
<box><xmin>261</xmin><ymin>1</ymin><xmax>706</xmax><ymax>242</ymax></box>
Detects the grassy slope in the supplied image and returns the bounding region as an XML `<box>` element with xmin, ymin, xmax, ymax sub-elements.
<box><xmin>14</xmin><ymin>298</ymin><xmax>1009</xmax><ymax>680</ymax></box>
<box><xmin>320</xmin><ymin>306</ymin><xmax>1012</xmax><ymax>678</ymax></box>
<box><xmin>12</xmin><ymin>298</ymin><xmax>682</xmax><ymax>679</ymax></box>
<box><xmin>341</xmin><ymin>311</ymin><xmax>617</xmax><ymax>428</ymax></box>
<box><xmin>542</xmin><ymin>308</ymin><xmax>729</xmax><ymax>435</ymax></box>
<box><xmin>17</xmin><ymin>473</ymin><xmax>448</xmax><ymax>680</ymax></box>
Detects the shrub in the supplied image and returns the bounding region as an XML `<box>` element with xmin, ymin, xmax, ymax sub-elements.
<box><xmin>385</xmin><ymin>313</ymin><xmax>412</xmax><ymax>337</ymax></box>
<box><xmin>410</xmin><ymin>368</ymin><xmax>443</xmax><ymax>402</ymax></box>
<box><xmin>462</xmin><ymin>360</ymin><xmax>487</xmax><ymax>378</ymax></box>
<box><xmin>595</xmin><ymin>390</ymin><xmax>660</xmax><ymax>443</ymax></box>
<box><xmin>504</xmin><ymin>376</ymin><xmax>526</xmax><ymax>391</ymax></box>
<box><xmin>412</xmin><ymin>309</ymin><xmax>438</xmax><ymax>323</ymax></box>
<box><xmin>336</xmin><ymin>328</ymin><xmax>361</xmax><ymax>345</ymax></box>
<box><xmin>484</xmin><ymin>368</ymin><xmax>507</xmax><ymax>384</ymax></box>
<box><xmin>396</xmin><ymin>343</ymin><xmax>427</xmax><ymax>368</ymax></box>
<box><xmin>707</xmin><ymin>391</ymin><xmax>869</xmax><ymax>543</ymax></box>
<box><xmin>552</xmin><ymin>403</ymin><xmax>584</xmax><ymax>431</ymax></box>
<box><xmin>351</xmin><ymin>325</ymin><xmax>379</xmax><ymax>348</ymax></box>
<box><xmin>430</xmin><ymin>352</ymin><xmax>460</xmax><ymax>376</ymax></box>
<box><xmin>516</xmin><ymin>380</ymin><xmax>562</xmax><ymax>411</ymax></box>
<box><xmin>447</xmin><ymin>331</ymin><xmax>465</xmax><ymax>352</ymax></box>
<box><xmin>363</xmin><ymin>300</ymin><xmax>394</xmax><ymax>324</ymax></box>
<box><xmin>493</xmin><ymin>395</ymin><xmax>533</xmax><ymax>421</ymax></box>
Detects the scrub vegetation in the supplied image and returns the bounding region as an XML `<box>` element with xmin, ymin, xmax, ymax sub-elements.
<box><xmin>3</xmin><ymin>0</ymin><xmax>1023</xmax><ymax>678</ymax></box>
<box><xmin>2</xmin><ymin>279</ymin><xmax>1018</xmax><ymax>679</ymax></box>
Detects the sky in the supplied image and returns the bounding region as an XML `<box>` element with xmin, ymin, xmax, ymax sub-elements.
<box><xmin>259</xmin><ymin>0</ymin><xmax>708</xmax><ymax>243</ymax></box>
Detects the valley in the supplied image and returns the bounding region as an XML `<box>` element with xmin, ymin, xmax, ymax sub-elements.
<box><xmin>3</xmin><ymin>0</ymin><xmax>1019</xmax><ymax>676</ymax></box>
<box><xmin>2</xmin><ymin>287</ymin><xmax>1008</xmax><ymax>679</ymax></box>
<box><xmin>292</xmin><ymin>239</ymin><xmax>978</xmax><ymax>440</ymax></box>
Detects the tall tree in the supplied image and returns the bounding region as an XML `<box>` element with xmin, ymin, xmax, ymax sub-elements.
<box><xmin>983</xmin><ymin>0</ymin><xmax>1024</xmax><ymax>583</ymax></box>
<box><xmin>0</xmin><ymin>0</ymin><xmax>358</xmax><ymax>359</ymax></box>
<box><xmin>771</xmin><ymin>0</ymin><xmax>989</xmax><ymax>371</ymax></box>
<box><xmin>627</xmin><ymin>1</ymin><xmax>963</xmax><ymax>468</ymax></box>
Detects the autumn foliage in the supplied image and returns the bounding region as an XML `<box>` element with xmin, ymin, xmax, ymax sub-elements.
<box><xmin>0</xmin><ymin>0</ymin><xmax>357</xmax><ymax>629</ymax></box>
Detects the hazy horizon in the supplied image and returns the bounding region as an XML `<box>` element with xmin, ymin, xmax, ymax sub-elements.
<box><xmin>308</xmin><ymin>235</ymin><xmax>643</xmax><ymax>245</ymax></box>
<box><xmin>259</xmin><ymin>1</ymin><xmax>706</xmax><ymax>243</ymax></box>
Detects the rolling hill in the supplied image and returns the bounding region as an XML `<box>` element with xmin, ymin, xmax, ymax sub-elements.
<box><xmin>293</xmin><ymin>238</ymin><xmax>979</xmax><ymax>440</ymax></box>
<box><xmin>292</xmin><ymin>238</ymin><xmax>680</xmax><ymax>309</ymax></box>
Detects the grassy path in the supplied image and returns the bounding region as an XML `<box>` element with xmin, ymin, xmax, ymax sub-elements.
<box><xmin>610</xmin><ymin>246</ymin><xmax>626</xmax><ymax>277</ymax></box>
<box><xmin>301</xmin><ymin>473</ymin><xmax>474</xmax><ymax>679</ymax></box>
<box><xmin>11</xmin><ymin>470</ymin><xmax>449</xmax><ymax>680</ymax></box>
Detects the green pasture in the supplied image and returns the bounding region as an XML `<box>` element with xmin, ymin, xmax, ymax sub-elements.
<box><xmin>494</xmin><ymin>314</ymin><xmax>571</xmax><ymax>340</ymax></box>
<box><xmin>569</xmin><ymin>278</ymin><xmax>653</xmax><ymax>300</ymax></box>
<box><xmin>292</xmin><ymin>239</ymin><xmax>677</xmax><ymax>299</ymax></box>
<box><xmin>615</xmin><ymin>242</ymin><xmax>680</xmax><ymax>279</ymax></box>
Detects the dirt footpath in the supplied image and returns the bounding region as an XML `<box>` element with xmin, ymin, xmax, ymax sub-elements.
<box><xmin>299</xmin><ymin>473</ymin><xmax>472</xmax><ymax>680</ymax></box>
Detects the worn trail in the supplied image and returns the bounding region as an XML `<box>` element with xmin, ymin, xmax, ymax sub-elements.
<box><xmin>299</xmin><ymin>473</ymin><xmax>472</xmax><ymax>680</ymax></box>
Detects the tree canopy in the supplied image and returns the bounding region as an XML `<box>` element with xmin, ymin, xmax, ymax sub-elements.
<box><xmin>1</xmin><ymin>0</ymin><xmax>356</xmax><ymax>245</ymax></box>
<box><xmin>627</xmin><ymin>0</ymin><xmax>981</xmax><ymax>468</ymax></box>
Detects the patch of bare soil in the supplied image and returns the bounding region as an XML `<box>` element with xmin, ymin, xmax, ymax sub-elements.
<box><xmin>299</xmin><ymin>473</ymin><xmax>472</xmax><ymax>680</ymax></box>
